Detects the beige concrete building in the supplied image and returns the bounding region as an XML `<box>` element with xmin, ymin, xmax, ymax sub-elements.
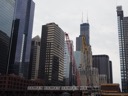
<box><xmin>91</xmin><ymin>67</ymin><xmax>99</xmax><ymax>86</ymax></box>
<box><xmin>99</xmin><ymin>74</ymin><xmax>107</xmax><ymax>84</ymax></box>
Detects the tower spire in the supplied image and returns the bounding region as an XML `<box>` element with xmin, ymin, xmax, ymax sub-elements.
<box><xmin>82</xmin><ymin>12</ymin><xmax>83</xmax><ymax>23</ymax></box>
<box><xmin>87</xmin><ymin>12</ymin><xmax>89</xmax><ymax>23</ymax></box>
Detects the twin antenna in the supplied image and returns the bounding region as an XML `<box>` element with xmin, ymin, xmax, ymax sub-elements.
<box><xmin>81</xmin><ymin>0</ymin><xmax>119</xmax><ymax>23</ymax></box>
<box><xmin>81</xmin><ymin>12</ymin><xmax>89</xmax><ymax>23</ymax></box>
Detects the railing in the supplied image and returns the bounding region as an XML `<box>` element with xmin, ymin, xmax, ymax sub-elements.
<box><xmin>27</xmin><ymin>86</ymin><xmax>100</xmax><ymax>92</ymax></box>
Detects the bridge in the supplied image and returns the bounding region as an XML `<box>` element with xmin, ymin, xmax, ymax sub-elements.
<box><xmin>26</xmin><ymin>86</ymin><xmax>100</xmax><ymax>96</ymax></box>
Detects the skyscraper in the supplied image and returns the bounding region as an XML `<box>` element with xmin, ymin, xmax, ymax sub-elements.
<box><xmin>92</xmin><ymin>55</ymin><xmax>113</xmax><ymax>83</ymax></box>
<box><xmin>76</xmin><ymin>23</ymin><xmax>90</xmax><ymax>51</ymax></box>
<box><xmin>0</xmin><ymin>0</ymin><xmax>16</xmax><ymax>74</ymax></box>
<box><xmin>66</xmin><ymin>40</ymin><xmax>77</xmax><ymax>85</ymax></box>
<box><xmin>64</xmin><ymin>42</ymin><xmax>70</xmax><ymax>85</ymax></box>
<box><xmin>8</xmin><ymin>0</ymin><xmax>35</xmax><ymax>79</ymax></box>
<box><xmin>117</xmin><ymin>6</ymin><xmax>128</xmax><ymax>92</ymax></box>
<box><xmin>80</xmin><ymin>23</ymin><xmax>90</xmax><ymax>45</ymax></box>
<box><xmin>38</xmin><ymin>23</ymin><xmax>65</xmax><ymax>86</ymax></box>
<box><xmin>29</xmin><ymin>36</ymin><xmax>41</xmax><ymax>80</ymax></box>
<box><xmin>76</xmin><ymin>21</ymin><xmax>92</xmax><ymax>86</ymax></box>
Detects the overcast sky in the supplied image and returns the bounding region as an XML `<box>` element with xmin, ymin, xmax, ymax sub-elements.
<box><xmin>32</xmin><ymin>0</ymin><xmax>128</xmax><ymax>86</ymax></box>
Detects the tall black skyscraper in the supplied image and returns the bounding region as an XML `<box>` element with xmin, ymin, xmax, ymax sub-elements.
<box><xmin>92</xmin><ymin>55</ymin><xmax>113</xmax><ymax>83</ymax></box>
<box><xmin>80</xmin><ymin>23</ymin><xmax>90</xmax><ymax>45</ymax></box>
<box><xmin>76</xmin><ymin>23</ymin><xmax>90</xmax><ymax>51</ymax></box>
<box><xmin>0</xmin><ymin>0</ymin><xmax>16</xmax><ymax>74</ymax></box>
<box><xmin>8</xmin><ymin>0</ymin><xmax>35</xmax><ymax>79</ymax></box>
<box><xmin>39</xmin><ymin>23</ymin><xmax>64</xmax><ymax>86</ymax></box>
<box><xmin>117</xmin><ymin>6</ymin><xmax>128</xmax><ymax>92</ymax></box>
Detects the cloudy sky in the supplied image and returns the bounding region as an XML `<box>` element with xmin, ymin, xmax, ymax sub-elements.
<box><xmin>32</xmin><ymin>0</ymin><xmax>128</xmax><ymax>85</ymax></box>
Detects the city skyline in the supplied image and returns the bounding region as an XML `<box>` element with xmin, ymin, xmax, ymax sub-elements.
<box><xmin>1</xmin><ymin>0</ymin><xmax>128</xmax><ymax>95</ymax></box>
<box><xmin>33</xmin><ymin>0</ymin><xmax>128</xmax><ymax>85</ymax></box>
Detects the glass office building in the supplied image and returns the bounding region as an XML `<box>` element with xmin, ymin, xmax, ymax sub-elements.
<box><xmin>8</xmin><ymin>0</ymin><xmax>35</xmax><ymax>79</ymax></box>
<box><xmin>80</xmin><ymin>23</ymin><xmax>90</xmax><ymax>45</ymax></box>
<box><xmin>64</xmin><ymin>42</ymin><xmax>70</xmax><ymax>85</ymax></box>
<box><xmin>117</xmin><ymin>6</ymin><xmax>128</xmax><ymax>92</ymax></box>
<box><xmin>0</xmin><ymin>0</ymin><xmax>16</xmax><ymax>74</ymax></box>
<box><xmin>76</xmin><ymin>23</ymin><xmax>90</xmax><ymax>51</ymax></box>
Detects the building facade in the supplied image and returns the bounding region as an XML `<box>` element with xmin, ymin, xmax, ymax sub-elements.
<box><xmin>29</xmin><ymin>36</ymin><xmax>41</xmax><ymax>80</ymax></box>
<box><xmin>99</xmin><ymin>74</ymin><xmax>107</xmax><ymax>85</ymax></box>
<box><xmin>92</xmin><ymin>55</ymin><xmax>113</xmax><ymax>83</ymax></box>
<box><xmin>76</xmin><ymin>23</ymin><xmax>90</xmax><ymax>51</ymax></box>
<box><xmin>80</xmin><ymin>23</ymin><xmax>90</xmax><ymax>46</ymax></box>
<box><xmin>0</xmin><ymin>0</ymin><xmax>16</xmax><ymax>74</ymax></box>
<box><xmin>8</xmin><ymin>0</ymin><xmax>35</xmax><ymax>79</ymax></box>
<box><xmin>74</xmin><ymin>51</ymin><xmax>84</xmax><ymax>69</ymax></box>
<box><xmin>76</xmin><ymin>36</ymin><xmax>83</xmax><ymax>51</ymax></box>
<box><xmin>117</xmin><ymin>6</ymin><xmax>128</xmax><ymax>92</ymax></box>
<box><xmin>109</xmin><ymin>61</ymin><xmax>113</xmax><ymax>83</ymax></box>
<box><xmin>38</xmin><ymin>23</ymin><xmax>65</xmax><ymax>86</ymax></box>
<box><xmin>0</xmin><ymin>74</ymin><xmax>44</xmax><ymax>91</ymax></box>
<box><xmin>64</xmin><ymin>42</ymin><xmax>70</xmax><ymax>85</ymax></box>
<box><xmin>91</xmin><ymin>68</ymin><xmax>99</xmax><ymax>86</ymax></box>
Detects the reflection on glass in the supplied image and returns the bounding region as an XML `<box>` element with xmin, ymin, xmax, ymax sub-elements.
<box><xmin>0</xmin><ymin>0</ymin><xmax>15</xmax><ymax>74</ymax></box>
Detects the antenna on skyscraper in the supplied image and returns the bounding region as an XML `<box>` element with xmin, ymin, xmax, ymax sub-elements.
<box><xmin>82</xmin><ymin>12</ymin><xmax>83</xmax><ymax>23</ymax></box>
<box><xmin>87</xmin><ymin>12</ymin><xmax>89</xmax><ymax>23</ymax></box>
